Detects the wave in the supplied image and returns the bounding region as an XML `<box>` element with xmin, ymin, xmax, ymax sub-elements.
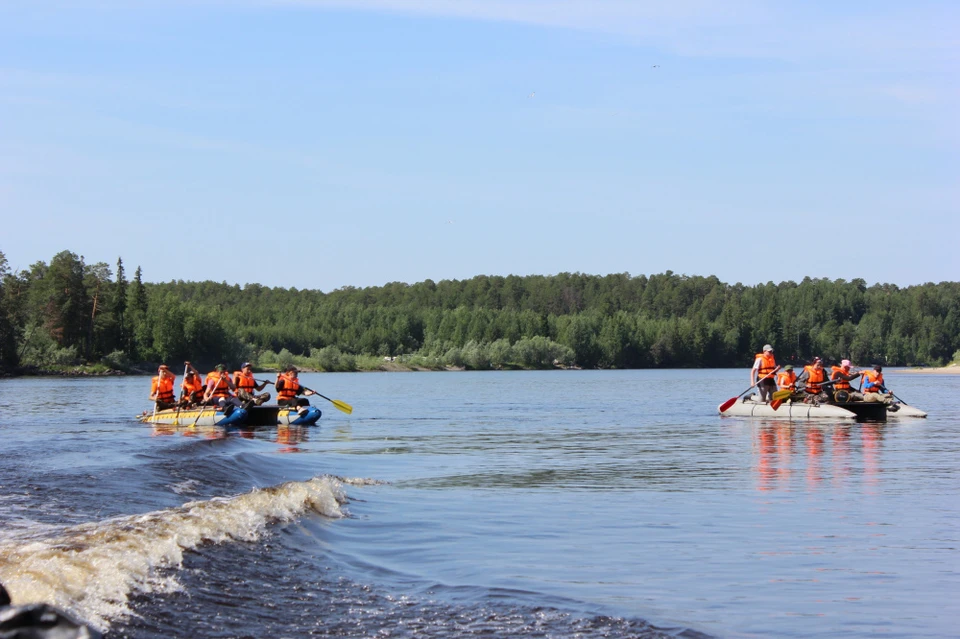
<box><xmin>0</xmin><ymin>475</ymin><xmax>353</xmax><ymax>630</ymax></box>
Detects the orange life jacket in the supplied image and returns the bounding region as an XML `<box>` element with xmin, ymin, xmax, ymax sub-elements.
<box><xmin>830</xmin><ymin>366</ymin><xmax>852</xmax><ymax>391</ymax></box>
<box><xmin>276</xmin><ymin>373</ymin><xmax>300</xmax><ymax>401</ymax></box>
<box><xmin>182</xmin><ymin>375</ymin><xmax>204</xmax><ymax>396</ymax></box>
<box><xmin>206</xmin><ymin>371</ymin><xmax>233</xmax><ymax>399</ymax></box>
<box><xmin>863</xmin><ymin>370</ymin><xmax>885</xmax><ymax>393</ymax></box>
<box><xmin>777</xmin><ymin>370</ymin><xmax>797</xmax><ymax>391</ymax></box>
<box><xmin>803</xmin><ymin>365</ymin><xmax>827</xmax><ymax>393</ymax></box>
<box><xmin>151</xmin><ymin>375</ymin><xmax>176</xmax><ymax>403</ymax></box>
<box><xmin>234</xmin><ymin>370</ymin><xmax>256</xmax><ymax>393</ymax></box>
<box><xmin>754</xmin><ymin>352</ymin><xmax>777</xmax><ymax>380</ymax></box>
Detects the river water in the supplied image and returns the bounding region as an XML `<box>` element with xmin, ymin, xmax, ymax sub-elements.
<box><xmin>0</xmin><ymin>369</ymin><xmax>956</xmax><ymax>638</ymax></box>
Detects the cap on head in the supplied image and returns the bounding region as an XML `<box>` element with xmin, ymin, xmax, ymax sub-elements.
<box><xmin>841</xmin><ymin>359</ymin><xmax>851</xmax><ymax>368</ymax></box>
<box><xmin>783</xmin><ymin>364</ymin><xmax>793</xmax><ymax>371</ymax></box>
<box><xmin>813</xmin><ymin>356</ymin><xmax>822</xmax><ymax>363</ymax></box>
<box><xmin>763</xmin><ymin>344</ymin><xmax>773</xmax><ymax>352</ymax></box>
<box><xmin>242</xmin><ymin>362</ymin><xmax>252</xmax><ymax>369</ymax></box>
<box><xmin>216</xmin><ymin>364</ymin><xmax>226</xmax><ymax>371</ymax></box>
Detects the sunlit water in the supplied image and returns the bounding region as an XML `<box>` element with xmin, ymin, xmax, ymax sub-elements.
<box><xmin>0</xmin><ymin>369</ymin><xmax>957</xmax><ymax>638</ymax></box>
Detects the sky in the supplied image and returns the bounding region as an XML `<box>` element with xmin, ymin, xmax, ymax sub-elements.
<box><xmin>1</xmin><ymin>1</ymin><xmax>957</xmax><ymax>292</ymax></box>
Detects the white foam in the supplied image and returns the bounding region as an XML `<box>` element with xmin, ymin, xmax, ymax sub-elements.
<box><xmin>0</xmin><ymin>475</ymin><xmax>349</xmax><ymax>630</ymax></box>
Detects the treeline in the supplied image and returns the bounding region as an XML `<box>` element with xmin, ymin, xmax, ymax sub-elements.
<box><xmin>1</xmin><ymin>249</ymin><xmax>958</xmax><ymax>373</ymax></box>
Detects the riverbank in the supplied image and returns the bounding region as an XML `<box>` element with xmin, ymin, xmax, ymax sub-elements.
<box><xmin>893</xmin><ymin>365</ymin><xmax>960</xmax><ymax>374</ymax></box>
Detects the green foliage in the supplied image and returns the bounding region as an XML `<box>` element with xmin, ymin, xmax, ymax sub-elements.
<box><xmin>3</xmin><ymin>249</ymin><xmax>960</xmax><ymax>371</ymax></box>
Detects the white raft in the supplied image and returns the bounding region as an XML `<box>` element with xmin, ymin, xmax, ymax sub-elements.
<box><xmin>719</xmin><ymin>397</ymin><xmax>857</xmax><ymax>419</ymax></box>
<box><xmin>886</xmin><ymin>404</ymin><xmax>928</xmax><ymax>418</ymax></box>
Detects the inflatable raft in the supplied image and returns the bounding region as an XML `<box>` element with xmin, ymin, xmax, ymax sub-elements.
<box><xmin>137</xmin><ymin>406</ymin><xmax>249</xmax><ymax>427</ymax></box>
<box><xmin>136</xmin><ymin>404</ymin><xmax>322</xmax><ymax>427</ymax></box>
<box><xmin>719</xmin><ymin>397</ymin><xmax>857</xmax><ymax>419</ymax></box>
<box><xmin>719</xmin><ymin>397</ymin><xmax>928</xmax><ymax>420</ymax></box>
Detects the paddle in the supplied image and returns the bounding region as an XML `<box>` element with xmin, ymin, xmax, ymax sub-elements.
<box><xmin>173</xmin><ymin>363</ymin><xmax>188</xmax><ymax>426</ymax></box>
<box><xmin>719</xmin><ymin>366</ymin><xmax>781</xmax><ymax>413</ymax></box>
<box><xmin>772</xmin><ymin>389</ymin><xmax>793</xmax><ymax>401</ymax></box>
<box><xmin>301</xmin><ymin>386</ymin><xmax>353</xmax><ymax>415</ymax></box>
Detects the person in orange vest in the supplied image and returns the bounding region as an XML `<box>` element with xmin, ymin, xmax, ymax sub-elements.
<box><xmin>275</xmin><ymin>366</ymin><xmax>316</xmax><ymax>416</ymax></box>
<box><xmin>776</xmin><ymin>364</ymin><xmax>801</xmax><ymax>400</ymax></box>
<box><xmin>234</xmin><ymin>362</ymin><xmax>271</xmax><ymax>410</ymax></box>
<box><xmin>796</xmin><ymin>357</ymin><xmax>830</xmax><ymax>404</ymax></box>
<box><xmin>751</xmin><ymin>344</ymin><xmax>778</xmax><ymax>402</ymax></box>
<box><xmin>149</xmin><ymin>364</ymin><xmax>178</xmax><ymax>411</ymax></box>
<box><xmin>180</xmin><ymin>361</ymin><xmax>205</xmax><ymax>406</ymax></box>
<box><xmin>203</xmin><ymin>363</ymin><xmax>241</xmax><ymax>413</ymax></box>
<box><xmin>862</xmin><ymin>365</ymin><xmax>898</xmax><ymax>411</ymax></box>
<box><xmin>830</xmin><ymin>359</ymin><xmax>865</xmax><ymax>402</ymax></box>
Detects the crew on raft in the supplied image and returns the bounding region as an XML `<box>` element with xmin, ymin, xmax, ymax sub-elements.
<box><xmin>776</xmin><ymin>364</ymin><xmax>801</xmax><ymax>401</ymax></box>
<box><xmin>234</xmin><ymin>362</ymin><xmax>271</xmax><ymax>408</ymax></box>
<box><xmin>863</xmin><ymin>365</ymin><xmax>898</xmax><ymax>411</ymax></box>
<box><xmin>830</xmin><ymin>359</ymin><xmax>865</xmax><ymax>402</ymax></box>
<box><xmin>147</xmin><ymin>361</ymin><xmax>329</xmax><ymax>416</ymax></box>
<box><xmin>275</xmin><ymin>366</ymin><xmax>317</xmax><ymax>416</ymax></box>
<box><xmin>203</xmin><ymin>363</ymin><xmax>242</xmax><ymax>414</ymax></box>
<box><xmin>750</xmin><ymin>344</ymin><xmax>778</xmax><ymax>402</ymax></box>
<box><xmin>795</xmin><ymin>357</ymin><xmax>830</xmax><ymax>404</ymax></box>
<box><xmin>149</xmin><ymin>364</ymin><xmax>178</xmax><ymax>411</ymax></box>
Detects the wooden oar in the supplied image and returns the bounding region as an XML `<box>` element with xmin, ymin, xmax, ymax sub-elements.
<box><xmin>302</xmin><ymin>386</ymin><xmax>353</xmax><ymax>415</ymax></box>
<box><xmin>719</xmin><ymin>366</ymin><xmax>781</xmax><ymax>413</ymax></box>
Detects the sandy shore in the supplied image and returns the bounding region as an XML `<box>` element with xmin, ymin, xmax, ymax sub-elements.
<box><xmin>893</xmin><ymin>365</ymin><xmax>960</xmax><ymax>374</ymax></box>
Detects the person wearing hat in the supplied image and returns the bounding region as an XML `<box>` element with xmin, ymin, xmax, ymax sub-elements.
<box><xmin>180</xmin><ymin>361</ymin><xmax>205</xmax><ymax>406</ymax></box>
<box><xmin>796</xmin><ymin>357</ymin><xmax>830</xmax><ymax>404</ymax></box>
<box><xmin>149</xmin><ymin>364</ymin><xmax>178</xmax><ymax>410</ymax></box>
<box><xmin>830</xmin><ymin>359</ymin><xmax>865</xmax><ymax>402</ymax></box>
<box><xmin>203</xmin><ymin>363</ymin><xmax>241</xmax><ymax>412</ymax></box>
<box><xmin>750</xmin><ymin>344</ymin><xmax>778</xmax><ymax>402</ymax></box>
<box><xmin>275</xmin><ymin>366</ymin><xmax>317</xmax><ymax>415</ymax></box>
<box><xmin>862</xmin><ymin>365</ymin><xmax>898</xmax><ymax>410</ymax></box>
<box><xmin>233</xmin><ymin>362</ymin><xmax>271</xmax><ymax>410</ymax></box>
<box><xmin>776</xmin><ymin>364</ymin><xmax>799</xmax><ymax>398</ymax></box>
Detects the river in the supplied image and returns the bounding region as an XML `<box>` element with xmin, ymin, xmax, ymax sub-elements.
<box><xmin>0</xmin><ymin>369</ymin><xmax>956</xmax><ymax>638</ymax></box>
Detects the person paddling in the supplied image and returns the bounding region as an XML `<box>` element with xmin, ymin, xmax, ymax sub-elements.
<box><xmin>180</xmin><ymin>361</ymin><xmax>205</xmax><ymax>406</ymax></box>
<box><xmin>796</xmin><ymin>357</ymin><xmax>830</xmax><ymax>404</ymax></box>
<box><xmin>234</xmin><ymin>362</ymin><xmax>271</xmax><ymax>410</ymax></box>
<box><xmin>275</xmin><ymin>366</ymin><xmax>316</xmax><ymax>416</ymax></box>
<box><xmin>863</xmin><ymin>365</ymin><xmax>899</xmax><ymax>411</ymax></box>
<box><xmin>203</xmin><ymin>363</ymin><xmax>242</xmax><ymax>415</ymax></box>
<box><xmin>830</xmin><ymin>359</ymin><xmax>865</xmax><ymax>402</ymax></box>
<box><xmin>149</xmin><ymin>364</ymin><xmax>178</xmax><ymax>411</ymax></box>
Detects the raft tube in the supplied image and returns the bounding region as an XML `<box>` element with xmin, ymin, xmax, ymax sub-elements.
<box><xmin>719</xmin><ymin>397</ymin><xmax>856</xmax><ymax>420</ymax></box>
<box><xmin>136</xmin><ymin>406</ymin><xmax>249</xmax><ymax>427</ymax></box>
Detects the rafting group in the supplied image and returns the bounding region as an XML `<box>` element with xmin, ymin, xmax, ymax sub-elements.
<box><xmin>149</xmin><ymin>361</ymin><xmax>318</xmax><ymax>417</ymax></box>
<box><xmin>751</xmin><ymin>344</ymin><xmax>898</xmax><ymax>410</ymax></box>
<box><xmin>719</xmin><ymin>344</ymin><xmax>926</xmax><ymax>419</ymax></box>
<box><xmin>138</xmin><ymin>361</ymin><xmax>353</xmax><ymax>428</ymax></box>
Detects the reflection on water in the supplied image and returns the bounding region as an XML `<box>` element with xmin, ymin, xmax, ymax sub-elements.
<box><xmin>753</xmin><ymin>422</ymin><xmax>886</xmax><ymax>492</ymax></box>
<box><xmin>149</xmin><ymin>423</ymin><xmax>311</xmax><ymax>450</ymax></box>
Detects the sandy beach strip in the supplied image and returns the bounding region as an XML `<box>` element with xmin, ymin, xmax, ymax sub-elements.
<box><xmin>892</xmin><ymin>365</ymin><xmax>960</xmax><ymax>375</ymax></box>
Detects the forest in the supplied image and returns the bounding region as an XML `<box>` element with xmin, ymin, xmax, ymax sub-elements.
<box><xmin>1</xmin><ymin>249</ymin><xmax>958</xmax><ymax>374</ymax></box>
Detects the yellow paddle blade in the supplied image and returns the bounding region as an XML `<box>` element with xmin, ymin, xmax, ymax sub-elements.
<box><xmin>772</xmin><ymin>389</ymin><xmax>793</xmax><ymax>401</ymax></box>
<box><xmin>332</xmin><ymin>399</ymin><xmax>353</xmax><ymax>415</ymax></box>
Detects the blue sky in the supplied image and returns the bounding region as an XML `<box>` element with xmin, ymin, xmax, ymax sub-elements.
<box><xmin>1</xmin><ymin>1</ymin><xmax>957</xmax><ymax>291</ymax></box>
